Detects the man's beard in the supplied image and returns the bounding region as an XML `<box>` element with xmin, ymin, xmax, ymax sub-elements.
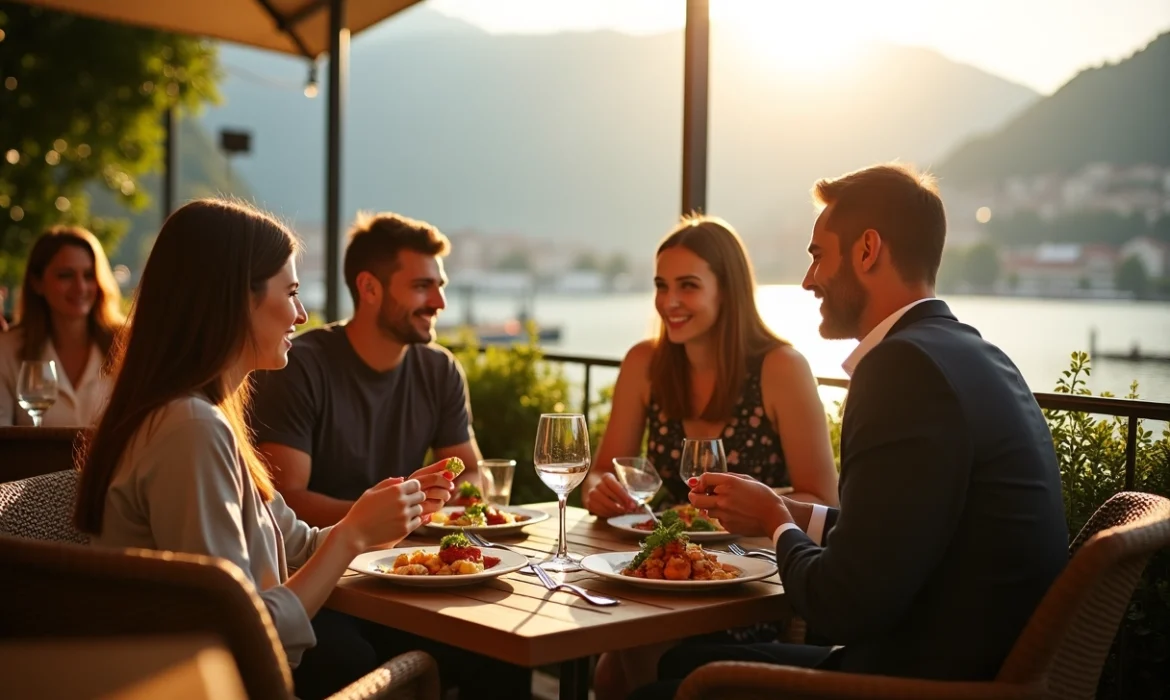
<box><xmin>377</xmin><ymin>298</ymin><xmax>435</xmax><ymax>344</ymax></box>
<box><xmin>816</xmin><ymin>260</ymin><xmax>868</xmax><ymax>340</ymax></box>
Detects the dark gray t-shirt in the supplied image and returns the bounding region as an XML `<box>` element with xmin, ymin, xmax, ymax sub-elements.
<box><xmin>249</xmin><ymin>324</ymin><xmax>473</xmax><ymax>500</ymax></box>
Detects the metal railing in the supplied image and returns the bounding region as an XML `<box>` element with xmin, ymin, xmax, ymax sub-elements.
<box><xmin>528</xmin><ymin>350</ymin><xmax>1170</xmax><ymax>489</ymax></box>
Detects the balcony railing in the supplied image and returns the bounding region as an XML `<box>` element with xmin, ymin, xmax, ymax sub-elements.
<box><xmin>528</xmin><ymin>350</ymin><xmax>1170</xmax><ymax>489</ymax></box>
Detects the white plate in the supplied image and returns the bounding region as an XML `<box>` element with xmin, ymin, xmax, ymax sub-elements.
<box><xmin>349</xmin><ymin>547</ymin><xmax>529</xmax><ymax>587</ymax></box>
<box><xmin>423</xmin><ymin>505</ymin><xmax>549</xmax><ymax>534</ymax></box>
<box><xmin>606</xmin><ymin>513</ymin><xmax>738</xmax><ymax>543</ymax></box>
<box><xmin>580</xmin><ymin>551</ymin><xmax>777</xmax><ymax>591</ymax></box>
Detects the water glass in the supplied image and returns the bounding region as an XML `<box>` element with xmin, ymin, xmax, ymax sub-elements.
<box><xmin>612</xmin><ymin>457</ymin><xmax>663</xmax><ymax>509</ymax></box>
<box><xmin>679</xmin><ymin>438</ymin><xmax>727</xmax><ymax>490</ymax></box>
<box><xmin>478</xmin><ymin>458</ymin><xmax>517</xmax><ymax>506</ymax></box>
<box><xmin>17</xmin><ymin>360</ymin><xmax>59</xmax><ymax>428</ymax></box>
<box><xmin>533</xmin><ymin>413</ymin><xmax>591</xmax><ymax>572</ymax></box>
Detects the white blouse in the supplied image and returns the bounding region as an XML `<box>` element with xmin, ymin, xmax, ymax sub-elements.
<box><xmin>0</xmin><ymin>328</ymin><xmax>111</xmax><ymax>426</ymax></box>
<box><xmin>96</xmin><ymin>395</ymin><xmax>328</xmax><ymax>666</ymax></box>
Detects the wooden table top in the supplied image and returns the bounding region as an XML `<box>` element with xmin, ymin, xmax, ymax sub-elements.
<box><xmin>326</xmin><ymin>503</ymin><xmax>788</xmax><ymax>668</ymax></box>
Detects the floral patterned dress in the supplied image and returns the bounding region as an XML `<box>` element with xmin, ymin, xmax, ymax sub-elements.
<box><xmin>646</xmin><ymin>354</ymin><xmax>791</xmax><ymax>508</ymax></box>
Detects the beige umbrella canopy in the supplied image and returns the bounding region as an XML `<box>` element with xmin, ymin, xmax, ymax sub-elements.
<box><xmin>17</xmin><ymin>0</ymin><xmax>423</xmax><ymax>57</ymax></box>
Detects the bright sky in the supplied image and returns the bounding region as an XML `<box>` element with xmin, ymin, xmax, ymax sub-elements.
<box><xmin>427</xmin><ymin>0</ymin><xmax>1170</xmax><ymax>94</ymax></box>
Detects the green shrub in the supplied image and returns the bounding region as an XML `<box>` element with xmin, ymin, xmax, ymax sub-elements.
<box><xmin>451</xmin><ymin>332</ymin><xmax>574</xmax><ymax>505</ymax></box>
<box><xmin>1044</xmin><ymin>352</ymin><xmax>1169</xmax><ymax>699</ymax></box>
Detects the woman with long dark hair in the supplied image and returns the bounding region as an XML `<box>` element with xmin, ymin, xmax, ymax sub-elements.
<box><xmin>0</xmin><ymin>226</ymin><xmax>124</xmax><ymax>425</ymax></box>
<box><xmin>74</xmin><ymin>199</ymin><xmax>453</xmax><ymax>690</ymax></box>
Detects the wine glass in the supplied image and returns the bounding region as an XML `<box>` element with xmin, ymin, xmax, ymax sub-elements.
<box><xmin>534</xmin><ymin>413</ymin><xmax>591</xmax><ymax>572</ymax></box>
<box><xmin>679</xmin><ymin>438</ymin><xmax>727</xmax><ymax>491</ymax></box>
<box><xmin>17</xmin><ymin>360</ymin><xmax>59</xmax><ymax>427</ymax></box>
<box><xmin>612</xmin><ymin>457</ymin><xmax>663</xmax><ymax>520</ymax></box>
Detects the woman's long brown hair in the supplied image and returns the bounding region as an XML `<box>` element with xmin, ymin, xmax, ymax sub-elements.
<box><xmin>15</xmin><ymin>226</ymin><xmax>125</xmax><ymax>363</ymax></box>
<box><xmin>649</xmin><ymin>215</ymin><xmax>787</xmax><ymax>422</ymax></box>
<box><xmin>75</xmin><ymin>199</ymin><xmax>299</xmax><ymax>535</ymax></box>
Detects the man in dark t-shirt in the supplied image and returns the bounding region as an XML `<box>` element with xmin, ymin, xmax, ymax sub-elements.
<box><xmin>251</xmin><ymin>213</ymin><xmax>529</xmax><ymax>699</ymax></box>
<box><xmin>250</xmin><ymin>211</ymin><xmax>483</xmax><ymax>529</ymax></box>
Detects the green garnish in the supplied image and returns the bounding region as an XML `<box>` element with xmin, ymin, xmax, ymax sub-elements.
<box><xmin>689</xmin><ymin>517</ymin><xmax>718</xmax><ymax>532</ymax></box>
<box><xmin>659</xmin><ymin>509</ymin><xmax>681</xmax><ymax>527</ymax></box>
<box><xmin>629</xmin><ymin>517</ymin><xmax>688</xmax><ymax>570</ymax></box>
<box><xmin>465</xmin><ymin>503</ymin><xmax>487</xmax><ymax>517</ymax></box>
<box><xmin>440</xmin><ymin>532</ymin><xmax>472</xmax><ymax>549</ymax></box>
<box><xmin>459</xmin><ymin>481</ymin><xmax>482</xmax><ymax>499</ymax></box>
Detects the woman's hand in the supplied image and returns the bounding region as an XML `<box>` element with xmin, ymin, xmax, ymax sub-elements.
<box><xmin>408</xmin><ymin>459</ymin><xmax>458</xmax><ymax>515</ymax></box>
<box><xmin>585</xmin><ymin>472</ymin><xmax>640</xmax><ymax>518</ymax></box>
<box><xmin>340</xmin><ymin>477</ymin><xmax>427</xmax><ymax>551</ymax></box>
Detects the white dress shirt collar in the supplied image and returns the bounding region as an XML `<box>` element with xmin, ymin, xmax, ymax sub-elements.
<box><xmin>841</xmin><ymin>297</ymin><xmax>935</xmax><ymax>377</ymax></box>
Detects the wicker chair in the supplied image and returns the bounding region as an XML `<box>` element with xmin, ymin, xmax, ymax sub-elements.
<box><xmin>0</xmin><ymin>535</ymin><xmax>441</xmax><ymax>700</ymax></box>
<box><xmin>0</xmin><ymin>426</ymin><xmax>84</xmax><ymax>482</ymax></box>
<box><xmin>0</xmin><ymin>469</ymin><xmax>88</xmax><ymax>544</ymax></box>
<box><xmin>675</xmin><ymin>491</ymin><xmax>1170</xmax><ymax>700</ymax></box>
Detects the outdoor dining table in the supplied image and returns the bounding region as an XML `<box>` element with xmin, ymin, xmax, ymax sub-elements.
<box><xmin>326</xmin><ymin>503</ymin><xmax>789</xmax><ymax>700</ymax></box>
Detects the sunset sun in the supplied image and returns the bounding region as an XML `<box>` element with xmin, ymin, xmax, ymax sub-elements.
<box><xmin>712</xmin><ymin>0</ymin><xmax>863</xmax><ymax>77</ymax></box>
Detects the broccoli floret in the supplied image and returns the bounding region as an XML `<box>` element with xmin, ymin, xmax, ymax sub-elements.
<box><xmin>465</xmin><ymin>503</ymin><xmax>487</xmax><ymax>517</ymax></box>
<box><xmin>458</xmin><ymin>481</ymin><xmax>483</xmax><ymax>499</ymax></box>
<box><xmin>689</xmin><ymin>517</ymin><xmax>717</xmax><ymax>532</ymax></box>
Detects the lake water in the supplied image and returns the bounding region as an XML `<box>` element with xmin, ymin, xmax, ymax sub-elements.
<box><xmin>446</xmin><ymin>287</ymin><xmax>1170</xmax><ymax>405</ymax></box>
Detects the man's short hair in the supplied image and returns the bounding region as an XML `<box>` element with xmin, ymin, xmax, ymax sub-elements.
<box><xmin>343</xmin><ymin>212</ymin><xmax>450</xmax><ymax>305</ymax></box>
<box><xmin>813</xmin><ymin>163</ymin><xmax>947</xmax><ymax>286</ymax></box>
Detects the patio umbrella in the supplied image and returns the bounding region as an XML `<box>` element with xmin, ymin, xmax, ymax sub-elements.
<box><xmin>15</xmin><ymin>0</ymin><xmax>423</xmax><ymax>320</ymax></box>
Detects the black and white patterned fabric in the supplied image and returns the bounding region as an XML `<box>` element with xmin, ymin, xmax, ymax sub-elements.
<box><xmin>0</xmin><ymin>470</ymin><xmax>89</xmax><ymax>544</ymax></box>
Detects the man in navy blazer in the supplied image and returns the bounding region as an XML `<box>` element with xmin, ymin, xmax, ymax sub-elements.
<box><xmin>632</xmin><ymin>163</ymin><xmax>1068</xmax><ymax>699</ymax></box>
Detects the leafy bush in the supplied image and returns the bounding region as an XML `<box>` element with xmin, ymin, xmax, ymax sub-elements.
<box><xmin>1044</xmin><ymin>352</ymin><xmax>1169</xmax><ymax>699</ymax></box>
<box><xmin>451</xmin><ymin>332</ymin><xmax>573</xmax><ymax>505</ymax></box>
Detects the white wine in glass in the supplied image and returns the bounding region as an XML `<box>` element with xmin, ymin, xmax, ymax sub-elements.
<box><xmin>534</xmin><ymin>413</ymin><xmax>591</xmax><ymax>573</ymax></box>
<box><xmin>17</xmin><ymin>360</ymin><xmax>59</xmax><ymax>428</ymax></box>
<box><xmin>679</xmin><ymin>438</ymin><xmax>727</xmax><ymax>491</ymax></box>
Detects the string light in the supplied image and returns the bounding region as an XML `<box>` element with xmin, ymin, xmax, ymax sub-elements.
<box><xmin>304</xmin><ymin>63</ymin><xmax>319</xmax><ymax>99</ymax></box>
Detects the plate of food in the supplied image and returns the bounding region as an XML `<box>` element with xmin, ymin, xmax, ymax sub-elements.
<box><xmin>349</xmin><ymin>533</ymin><xmax>529</xmax><ymax>587</ymax></box>
<box><xmin>423</xmin><ymin>496</ymin><xmax>549</xmax><ymax>534</ymax></box>
<box><xmin>582</xmin><ymin>517</ymin><xmax>776</xmax><ymax>591</ymax></box>
<box><xmin>606</xmin><ymin>505</ymin><xmax>737</xmax><ymax>542</ymax></box>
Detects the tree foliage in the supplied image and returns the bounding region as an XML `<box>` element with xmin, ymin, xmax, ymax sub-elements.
<box><xmin>0</xmin><ymin>3</ymin><xmax>220</xmax><ymax>286</ymax></box>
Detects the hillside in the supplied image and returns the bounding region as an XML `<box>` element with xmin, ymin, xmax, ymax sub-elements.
<box><xmin>195</xmin><ymin>6</ymin><xmax>1038</xmax><ymax>279</ymax></box>
<box><xmin>938</xmin><ymin>32</ymin><xmax>1170</xmax><ymax>185</ymax></box>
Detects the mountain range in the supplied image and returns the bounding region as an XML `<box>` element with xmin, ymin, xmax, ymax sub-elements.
<box><xmin>938</xmin><ymin>31</ymin><xmax>1170</xmax><ymax>185</ymax></box>
<box><xmin>187</xmin><ymin>6</ymin><xmax>1038</xmax><ymax>280</ymax></box>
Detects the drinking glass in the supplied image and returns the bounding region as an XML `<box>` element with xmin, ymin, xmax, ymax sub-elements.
<box><xmin>679</xmin><ymin>438</ymin><xmax>727</xmax><ymax>491</ymax></box>
<box><xmin>17</xmin><ymin>360</ymin><xmax>59</xmax><ymax>428</ymax></box>
<box><xmin>478</xmin><ymin>458</ymin><xmax>517</xmax><ymax>506</ymax></box>
<box><xmin>612</xmin><ymin>457</ymin><xmax>663</xmax><ymax>518</ymax></box>
<box><xmin>533</xmin><ymin>413</ymin><xmax>591</xmax><ymax>572</ymax></box>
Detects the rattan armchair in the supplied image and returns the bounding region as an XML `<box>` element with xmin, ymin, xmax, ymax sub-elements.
<box><xmin>0</xmin><ymin>535</ymin><xmax>440</xmax><ymax>700</ymax></box>
<box><xmin>675</xmin><ymin>491</ymin><xmax>1170</xmax><ymax>700</ymax></box>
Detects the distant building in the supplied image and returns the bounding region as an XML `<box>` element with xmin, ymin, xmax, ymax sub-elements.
<box><xmin>1002</xmin><ymin>243</ymin><xmax>1118</xmax><ymax>297</ymax></box>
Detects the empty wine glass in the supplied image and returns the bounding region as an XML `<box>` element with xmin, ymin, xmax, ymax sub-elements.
<box><xmin>679</xmin><ymin>438</ymin><xmax>727</xmax><ymax>491</ymax></box>
<box><xmin>613</xmin><ymin>457</ymin><xmax>663</xmax><ymax>518</ymax></box>
<box><xmin>534</xmin><ymin>413</ymin><xmax>591</xmax><ymax>572</ymax></box>
<box><xmin>17</xmin><ymin>360</ymin><xmax>59</xmax><ymax>427</ymax></box>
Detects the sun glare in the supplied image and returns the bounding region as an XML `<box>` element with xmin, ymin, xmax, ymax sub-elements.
<box><xmin>712</xmin><ymin>0</ymin><xmax>863</xmax><ymax>77</ymax></box>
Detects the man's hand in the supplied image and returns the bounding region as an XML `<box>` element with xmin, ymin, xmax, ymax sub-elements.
<box><xmin>688</xmin><ymin>472</ymin><xmax>794</xmax><ymax>538</ymax></box>
<box><xmin>407</xmin><ymin>459</ymin><xmax>457</xmax><ymax>516</ymax></box>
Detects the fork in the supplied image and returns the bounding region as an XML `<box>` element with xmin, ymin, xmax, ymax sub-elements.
<box><xmin>727</xmin><ymin>542</ymin><xmax>777</xmax><ymax>560</ymax></box>
<box><xmin>464</xmin><ymin>531</ymin><xmax>529</xmax><ymax>557</ymax></box>
<box><xmin>529</xmin><ymin>563</ymin><xmax>620</xmax><ymax>606</ymax></box>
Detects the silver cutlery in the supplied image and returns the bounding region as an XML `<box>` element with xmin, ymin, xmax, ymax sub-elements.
<box><xmin>727</xmin><ymin>542</ymin><xmax>777</xmax><ymax>560</ymax></box>
<box><xmin>529</xmin><ymin>562</ymin><xmax>620</xmax><ymax>606</ymax></box>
